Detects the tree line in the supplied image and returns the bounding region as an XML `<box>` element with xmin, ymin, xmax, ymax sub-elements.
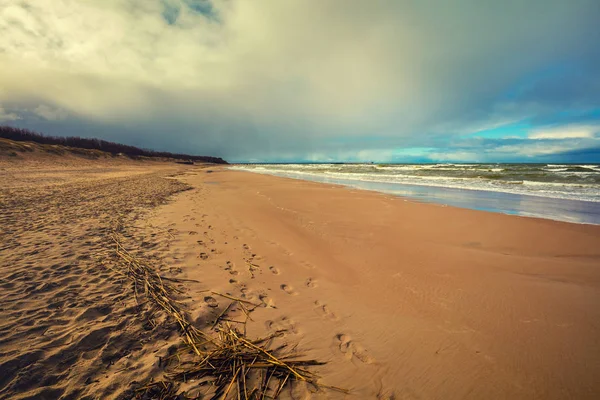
<box><xmin>0</xmin><ymin>126</ymin><xmax>227</xmax><ymax>164</ymax></box>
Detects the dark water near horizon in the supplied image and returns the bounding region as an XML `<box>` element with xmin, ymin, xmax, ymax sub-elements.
<box><xmin>233</xmin><ymin>163</ymin><xmax>600</xmax><ymax>225</ymax></box>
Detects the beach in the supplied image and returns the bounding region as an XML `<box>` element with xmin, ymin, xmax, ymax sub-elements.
<box><xmin>1</xmin><ymin>157</ymin><xmax>600</xmax><ymax>399</ymax></box>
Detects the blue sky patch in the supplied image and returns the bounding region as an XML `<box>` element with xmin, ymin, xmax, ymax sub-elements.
<box><xmin>161</xmin><ymin>0</ymin><xmax>181</xmax><ymax>25</ymax></box>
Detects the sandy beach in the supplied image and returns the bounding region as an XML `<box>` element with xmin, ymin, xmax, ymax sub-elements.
<box><xmin>1</xmin><ymin>154</ymin><xmax>600</xmax><ymax>399</ymax></box>
<box><xmin>3</xmin><ymin>2</ymin><xmax>599</xmax><ymax>398</ymax></box>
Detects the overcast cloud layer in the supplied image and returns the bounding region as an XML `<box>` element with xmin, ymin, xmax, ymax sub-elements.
<box><xmin>1</xmin><ymin>0</ymin><xmax>599</xmax><ymax>162</ymax></box>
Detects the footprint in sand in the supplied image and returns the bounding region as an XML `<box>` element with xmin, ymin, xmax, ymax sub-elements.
<box><xmin>199</xmin><ymin>252</ymin><xmax>209</xmax><ymax>260</ymax></box>
<box><xmin>280</xmin><ymin>284</ymin><xmax>298</xmax><ymax>296</ymax></box>
<box><xmin>334</xmin><ymin>334</ymin><xmax>375</xmax><ymax>364</ymax></box>
<box><xmin>319</xmin><ymin>304</ymin><xmax>339</xmax><ymax>321</ymax></box>
<box><xmin>258</xmin><ymin>293</ymin><xmax>276</xmax><ymax>308</ymax></box>
<box><xmin>300</xmin><ymin>260</ymin><xmax>316</xmax><ymax>270</ymax></box>
<box><xmin>229</xmin><ymin>278</ymin><xmax>238</xmax><ymax>284</ymax></box>
<box><xmin>265</xmin><ymin>316</ymin><xmax>298</xmax><ymax>334</ymax></box>
<box><xmin>225</xmin><ymin>261</ymin><xmax>239</xmax><ymax>276</ymax></box>
<box><xmin>240</xmin><ymin>287</ymin><xmax>260</xmax><ymax>302</ymax></box>
<box><xmin>204</xmin><ymin>296</ymin><xmax>218</xmax><ymax>308</ymax></box>
<box><xmin>305</xmin><ymin>278</ymin><xmax>318</xmax><ymax>288</ymax></box>
<box><xmin>246</xmin><ymin>261</ymin><xmax>260</xmax><ymax>273</ymax></box>
<box><xmin>269</xmin><ymin>266</ymin><xmax>280</xmax><ymax>275</ymax></box>
<box><xmin>314</xmin><ymin>300</ymin><xmax>339</xmax><ymax>320</ymax></box>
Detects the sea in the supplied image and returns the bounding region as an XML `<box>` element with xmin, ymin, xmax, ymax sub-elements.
<box><xmin>231</xmin><ymin>163</ymin><xmax>600</xmax><ymax>225</ymax></box>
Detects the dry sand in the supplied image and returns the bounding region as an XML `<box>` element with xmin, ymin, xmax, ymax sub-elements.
<box><xmin>1</xmin><ymin>154</ymin><xmax>599</xmax><ymax>399</ymax></box>
<box><xmin>0</xmin><ymin>156</ymin><xmax>190</xmax><ymax>399</ymax></box>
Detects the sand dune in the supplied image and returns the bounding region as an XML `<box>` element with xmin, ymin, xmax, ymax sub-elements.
<box><xmin>1</xmin><ymin>156</ymin><xmax>599</xmax><ymax>399</ymax></box>
<box><xmin>0</xmin><ymin>159</ymin><xmax>189</xmax><ymax>399</ymax></box>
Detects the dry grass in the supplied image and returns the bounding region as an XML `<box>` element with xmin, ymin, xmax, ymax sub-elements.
<box><xmin>108</xmin><ymin>231</ymin><xmax>344</xmax><ymax>399</ymax></box>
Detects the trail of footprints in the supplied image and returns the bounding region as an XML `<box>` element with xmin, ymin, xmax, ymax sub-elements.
<box><xmin>186</xmin><ymin>211</ymin><xmax>377</xmax><ymax>369</ymax></box>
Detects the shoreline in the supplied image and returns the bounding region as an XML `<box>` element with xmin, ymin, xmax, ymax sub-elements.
<box><xmin>231</xmin><ymin>167</ymin><xmax>600</xmax><ymax>225</ymax></box>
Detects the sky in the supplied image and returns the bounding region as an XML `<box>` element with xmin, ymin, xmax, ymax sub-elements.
<box><xmin>1</xmin><ymin>0</ymin><xmax>599</xmax><ymax>163</ymax></box>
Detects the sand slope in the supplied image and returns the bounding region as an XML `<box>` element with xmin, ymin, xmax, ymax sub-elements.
<box><xmin>0</xmin><ymin>161</ymin><xmax>190</xmax><ymax>399</ymax></box>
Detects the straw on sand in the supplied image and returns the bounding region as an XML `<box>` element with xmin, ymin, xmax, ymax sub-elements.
<box><xmin>108</xmin><ymin>231</ymin><xmax>345</xmax><ymax>399</ymax></box>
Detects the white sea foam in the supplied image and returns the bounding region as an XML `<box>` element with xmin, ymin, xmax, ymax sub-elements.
<box><xmin>232</xmin><ymin>164</ymin><xmax>600</xmax><ymax>203</ymax></box>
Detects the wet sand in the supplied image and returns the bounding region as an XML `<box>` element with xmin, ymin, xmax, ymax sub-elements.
<box><xmin>233</xmin><ymin>169</ymin><xmax>600</xmax><ymax>225</ymax></box>
<box><xmin>1</xmin><ymin>157</ymin><xmax>599</xmax><ymax>399</ymax></box>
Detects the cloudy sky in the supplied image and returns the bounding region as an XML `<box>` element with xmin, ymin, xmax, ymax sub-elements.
<box><xmin>1</xmin><ymin>0</ymin><xmax>599</xmax><ymax>162</ymax></box>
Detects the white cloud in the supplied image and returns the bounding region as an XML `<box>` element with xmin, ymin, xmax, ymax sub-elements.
<box><xmin>33</xmin><ymin>105</ymin><xmax>68</xmax><ymax>121</ymax></box>
<box><xmin>528</xmin><ymin>124</ymin><xmax>599</xmax><ymax>139</ymax></box>
<box><xmin>0</xmin><ymin>106</ymin><xmax>20</xmax><ymax>122</ymax></box>
<box><xmin>494</xmin><ymin>143</ymin><xmax>575</xmax><ymax>157</ymax></box>
<box><xmin>428</xmin><ymin>151</ymin><xmax>482</xmax><ymax>162</ymax></box>
<box><xmin>427</xmin><ymin>125</ymin><xmax>600</xmax><ymax>161</ymax></box>
<box><xmin>432</xmin><ymin>114</ymin><xmax>526</xmax><ymax>136</ymax></box>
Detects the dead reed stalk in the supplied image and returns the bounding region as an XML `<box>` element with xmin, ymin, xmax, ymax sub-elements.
<box><xmin>108</xmin><ymin>231</ymin><xmax>344</xmax><ymax>399</ymax></box>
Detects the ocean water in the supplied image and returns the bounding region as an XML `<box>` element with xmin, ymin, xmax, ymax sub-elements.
<box><xmin>232</xmin><ymin>163</ymin><xmax>600</xmax><ymax>225</ymax></box>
